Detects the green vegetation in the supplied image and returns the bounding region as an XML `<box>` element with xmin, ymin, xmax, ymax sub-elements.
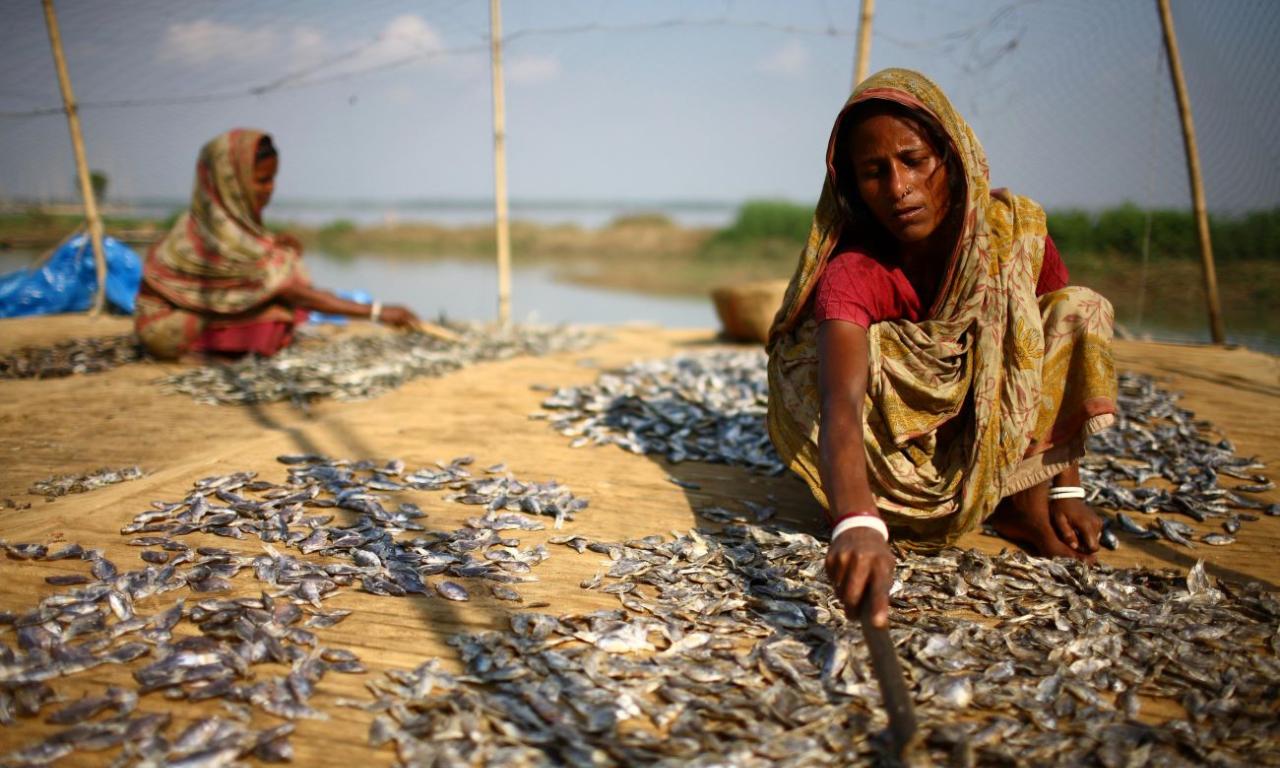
<box><xmin>707</xmin><ymin>199</ymin><xmax>811</xmax><ymax>247</ymax></box>
<box><xmin>319</xmin><ymin>219</ymin><xmax>356</xmax><ymax>237</ymax></box>
<box><xmin>1047</xmin><ymin>205</ymin><xmax>1280</xmax><ymax>263</ymax></box>
<box><xmin>606</xmin><ymin>212</ymin><xmax>675</xmax><ymax>228</ymax></box>
<box><xmin>699</xmin><ymin>199</ymin><xmax>1280</xmax><ymax>266</ymax></box>
<box><xmin>697</xmin><ymin>199</ymin><xmax>812</xmax><ymax>269</ymax></box>
<box><xmin>89</xmin><ymin>171</ymin><xmax>109</xmax><ymax>202</ymax></box>
<box><xmin>0</xmin><ymin>210</ymin><xmax>160</xmax><ymax>247</ymax></box>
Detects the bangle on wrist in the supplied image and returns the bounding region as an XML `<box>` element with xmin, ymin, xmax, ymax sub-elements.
<box><xmin>1047</xmin><ymin>485</ymin><xmax>1086</xmax><ymax>501</ymax></box>
<box><xmin>369</xmin><ymin>300</ymin><xmax>382</xmax><ymax>323</ymax></box>
<box><xmin>830</xmin><ymin>513</ymin><xmax>888</xmax><ymax>543</ymax></box>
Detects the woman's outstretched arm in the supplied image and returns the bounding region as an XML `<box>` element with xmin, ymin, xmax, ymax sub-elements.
<box><xmin>278</xmin><ymin>283</ymin><xmax>420</xmax><ymax>329</ymax></box>
<box><xmin>818</xmin><ymin>319</ymin><xmax>896</xmax><ymax>628</ymax></box>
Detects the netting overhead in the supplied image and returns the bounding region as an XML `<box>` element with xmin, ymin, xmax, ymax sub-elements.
<box><xmin>2</xmin><ymin>0</ymin><xmax>1277</xmax><ymax>211</ymax></box>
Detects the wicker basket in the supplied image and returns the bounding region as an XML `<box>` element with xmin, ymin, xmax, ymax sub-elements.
<box><xmin>710</xmin><ymin>279</ymin><xmax>789</xmax><ymax>343</ymax></box>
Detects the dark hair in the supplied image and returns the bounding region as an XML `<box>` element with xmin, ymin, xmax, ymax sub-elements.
<box><xmin>832</xmin><ymin>100</ymin><xmax>964</xmax><ymax>235</ymax></box>
<box><xmin>254</xmin><ymin>135</ymin><xmax>278</xmax><ymax>164</ymax></box>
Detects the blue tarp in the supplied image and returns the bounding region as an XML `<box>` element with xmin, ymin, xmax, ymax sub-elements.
<box><xmin>0</xmin><ymin>234</ymin><xmax>142</xmax><ymax>318</ymax></box>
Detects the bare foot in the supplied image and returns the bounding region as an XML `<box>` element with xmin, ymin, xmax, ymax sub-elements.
<box><xmin>988</xmin><ymin>483</ymin><xmax>1099</xmax><ymax>563</ymax></box>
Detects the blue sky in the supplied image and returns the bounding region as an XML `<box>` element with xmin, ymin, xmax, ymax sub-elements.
<box><xmin>1</xmin><ymin>0</ymin><xmax>1277</xmax><ymax>212</ymax></box>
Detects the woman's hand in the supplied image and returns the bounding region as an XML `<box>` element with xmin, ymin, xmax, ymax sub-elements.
<box><xmin>1049</xmin><ymin>497</ymin><xmax>1102</xmax><ymax>558</ymax></box>
<box><xmin>825</xmin><ymin>526</ymin><xmax>896</xmax><ymax>628</ymax></box>
<box><xmin>377</xmin><ymin>304</ymin><xmax>420</xmax><ymax>330</ymax></box>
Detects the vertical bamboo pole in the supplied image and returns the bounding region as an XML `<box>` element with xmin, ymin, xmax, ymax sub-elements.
<box><xmin>852</xmin><ymin>0</ymin><xmax>876</xmax><ymax>89</ymax></box>
<box><xmin>489</xmin><ymin>0</ymin><xmax>512</xmax><ymax>327</ymax></box>
<box><xmin>1155</xmin><ymin>0</ymin><xmax>1225</xmax><ymax>344</ymax></box>
<box><xmin>41</xmin><ymin>0</ymin><xmax>108</xmax><ymax>316</ymax></box>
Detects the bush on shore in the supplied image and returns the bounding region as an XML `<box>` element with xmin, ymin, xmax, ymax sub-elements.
<box><xmin>1047</xmin><ymin>204</ymin><xmax>1278</xmax><ymax>263</ymax></box>
<box><xmin>701</xmin><ymin>199</ymin><xmax>1279</xmax><ymax>265</ymax></box>
<box><xmin>709</xmin><ymin>200</ymin><xmax>812</xmax><ymax>246</ymax></box>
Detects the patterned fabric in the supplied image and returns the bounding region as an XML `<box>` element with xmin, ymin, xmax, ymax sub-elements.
<box><xmin>135</xmin><ymin>129</ymin><xmax>308</xmax><ymax>359</ymax></box>
<box><xmin>813</xmin><ymin>234</ymin><xmax>1069</xmax><ymax>328</ymax></box>
<box><xmin>766</xmin><ymin>69</ymin><xmax>1118</xmax><ymax>547</ymax></box>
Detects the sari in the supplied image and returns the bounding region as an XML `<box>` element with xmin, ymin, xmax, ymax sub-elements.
<box><xmin>766</xmin><ymin>69</ymin><xmax>1118</xmax><ymax>548</ymax></box>
<box><xmin>134</xmin><ymin>129</ymin><xmax>309</xmax><ymax>359</ymax></box>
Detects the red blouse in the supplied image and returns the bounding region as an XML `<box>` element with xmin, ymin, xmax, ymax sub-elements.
<box><xmin>813</xmin><ymin>234</ymin><xmax>1069</xmax><ymax>327</ymax></box>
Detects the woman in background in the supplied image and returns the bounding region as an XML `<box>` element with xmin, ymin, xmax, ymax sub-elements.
<box><xmin>135</xmin><ymin>129</ymin><xmax>418</xmax><ymax>360</ymax></box>
<box><xmin>767</xmin><ymin>69</ymin><xmax>1119</xmax><ymax>628</ymax></box>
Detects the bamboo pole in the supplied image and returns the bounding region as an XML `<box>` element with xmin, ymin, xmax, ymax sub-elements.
<box><xmin>1155</xmin><ymin>0</ymin><xmax>1225</xmax><ymax>344</ymax></box>
<box><xmin>489</xmin><ymin>0</ymin><xmax>512</xmax><ymax>327</ymax></box>
<box><xmin>852</xmin><ymin>0</ymin><xmax>876</xmax><ymax>89</ymax></box>
<box><xmin>41</xmin><ymin>0</ymin><xmax>108</xmax><ymax>317</ymax></box>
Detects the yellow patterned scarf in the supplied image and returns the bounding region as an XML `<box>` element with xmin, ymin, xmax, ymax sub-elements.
<box><xmin>143</xmin><ymin>129</ymin><xmax>306</xmax><ymax>313</ymax></box>
<box><xmin>135</xmin><ymin>129</ymin><xmax>308</xmax><ymax>358</ymax></box>
<box><xmin>766</xmin><ymin>69</ymin><xmax>1117</xmax><ymax>547</ymax></box>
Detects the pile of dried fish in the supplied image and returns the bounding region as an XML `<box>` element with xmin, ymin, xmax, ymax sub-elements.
<box><xmin>0</xmin><ymin>334</ymin><xmax>143</xmax><ymax>379</ymax></box>
<box><xmin>160</xmin><ymin>323</ymin><xmax>601</xmax><ymax>406</ymax></box>
<box><xmin>28</xmin><ymin>466</ymin><xmax>143</xmax><ymax>499</ymax></box>
<box><xmin>1084</xmin><ymin>371</ymin><xmax>1278</xmax><ymax>546</ymax></box>
<box><xmin>537</xmin><ymin>351</ymin><xmax>782</xmax><ymax>474</ymax></box>
<box><xmin>0</xmin><ymin>542</ymin><xmax>324</xmax><ymax>765</ymax></box>
<box><xmin>120</xmin><ymin>454</ymin><xmax>582</xmax><ymax>599</ymax></box>
<box><xmin>361</xmin><ymin>525</ymin><xmax>1280</xmax><ymax>766</ymax></box>
<box><xmin>2</xmin><ymin>454</ymin><xmax>578</xmax><ymax>764</ymax></box>
<box><xmin>539</xmin><ymin>351</ymin><xmax>1275</xmax><ymax>547</ymax></box>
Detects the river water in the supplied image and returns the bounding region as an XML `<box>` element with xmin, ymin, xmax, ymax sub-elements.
<box><xmin>304</xmin><ymin>251</ymin><xmax>715</xmax><ymax>327</ymax></box>
<box><xmin>0</xmin><ymin>248</ymin><xmax>716</xmax><ymax>328</ymax></box>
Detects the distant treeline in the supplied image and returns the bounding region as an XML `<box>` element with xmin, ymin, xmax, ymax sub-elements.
<box><xmin>1048</xmin><ymin>204</ymin><xmax>1280</xmax><ymax>262</ymax></box>
<box><xmin>707</xmin><ymin>200</ymin><xmax>1280</xmax><ymax>262</ymax></box>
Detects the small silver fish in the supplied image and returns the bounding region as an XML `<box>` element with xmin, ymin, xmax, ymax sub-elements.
<box><xmin>436</xmin><ymin>581</ymin><xmax>470</xmax><ymax>601</ymax></box>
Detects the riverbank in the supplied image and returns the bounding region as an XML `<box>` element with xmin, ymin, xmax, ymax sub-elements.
<box><xmin>303</xmin><ymin>217</ymin><xmax>1280</xmax><ymax>347</ymax></box>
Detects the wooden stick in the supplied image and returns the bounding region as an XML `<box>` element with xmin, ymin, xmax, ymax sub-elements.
<box><xmin>853</xmin><ymin>0</ymin><xmax>876</xmax><ymax>89</ymax></box>
<box><xmin>41</xmin><ymin>0</ymin><xmax>109</xmax><ymax>317</ymax></box>
<box><xmin>489</xmin><ymin>0</ymin><xmax>512</xmax><ymax>327</ymax></box>
<box><xmin>1156</xmin><ymin>0</ymin><xmax>1225</xmax><ymax>345</ymax></box>
<box><xmin>414</xmin><ymin>320</ymin><xmax>462</xmax><ymax>344</ymax></box>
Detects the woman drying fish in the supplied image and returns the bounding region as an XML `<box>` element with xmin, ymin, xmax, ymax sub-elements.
<box><xmin>135</xmin><ymin>129</ymin><xmax>419</xmax><ymax>360</ymax></box>
<box><xmin>767</xmin><ymin>70</ymin><xmax>1118</xmax><ymax>628</ymax></box>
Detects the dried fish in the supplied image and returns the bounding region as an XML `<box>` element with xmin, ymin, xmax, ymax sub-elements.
<box><xmin>29</xmin><ymin>466</ymin><xmax>144</xmax><ymax>498</ymax></box>
<box><xmin>436</xmin><ymin>581</ymin><xmax>470</xmax><ymax>602</ymax></box>
<box><xmin>351</xmin><ymin>524</ymin><xmax>1280</xmax><ymax>766</ymax></box>
<box><xmin>542</xmin><ymin>354</ymin><xmax>1272</xmax><ymax>548</ymax></box>
<box><xmin>0</xmin><ymin>334</ymin><xmax>143</xmax><ymax>379</ymax></box>
<box><xmin>159</xmin><ymin>323</ymin><xmax>600</xmax><ymax>406</ymax></box>
<box><xmin>537</xmin><ymin>351</ymin><xmax>782</xmax><ymax>473</ymax></box>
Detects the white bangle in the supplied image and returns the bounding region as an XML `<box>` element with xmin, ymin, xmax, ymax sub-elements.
<box><xmin>831</xmin><ymin>515</ymin><xmax>889</xmax><ymax>543</ymax></box>
<box><xmin>1048</xmin><ymin>485</ymin><xmax>1086</xmax><ymax>500</ymax></box>
<box><xmin>369</xmin><ymin>301</ymin><xmax>382</xmax><ymax>323</ymax></box>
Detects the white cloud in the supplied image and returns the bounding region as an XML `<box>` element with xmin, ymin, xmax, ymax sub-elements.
<box><xmin>362</xmin><ymin>15</ymin><xmax>443</xmax><ymax>65</ymax></box>
<box><xmin>303</xmin><ymin>14</ymin><xmax>446</xmax><ymax>82</ymax></box>
<box><xmin>156</xmin><ymin>15</ymin><xmax>446</xmax><ymax>80</ymax></box>
<box><xmin>158</xmin><ymin>19</ymin><xmax>278</xmax><ymax>66</ymax></box>
<box><xmin>757</xmin><ymin>39</ymin><xmax>810</xmax><ymax>77</ymax></box>
<box><xmin>289</xmin><ymin>27</ymin><xmax>327</xmax><ymax>71</ymax></box>
<box><xmin>506</xmin><ymin>54</ymin><xmax>561</xmax><ymax>85</ymax></box>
